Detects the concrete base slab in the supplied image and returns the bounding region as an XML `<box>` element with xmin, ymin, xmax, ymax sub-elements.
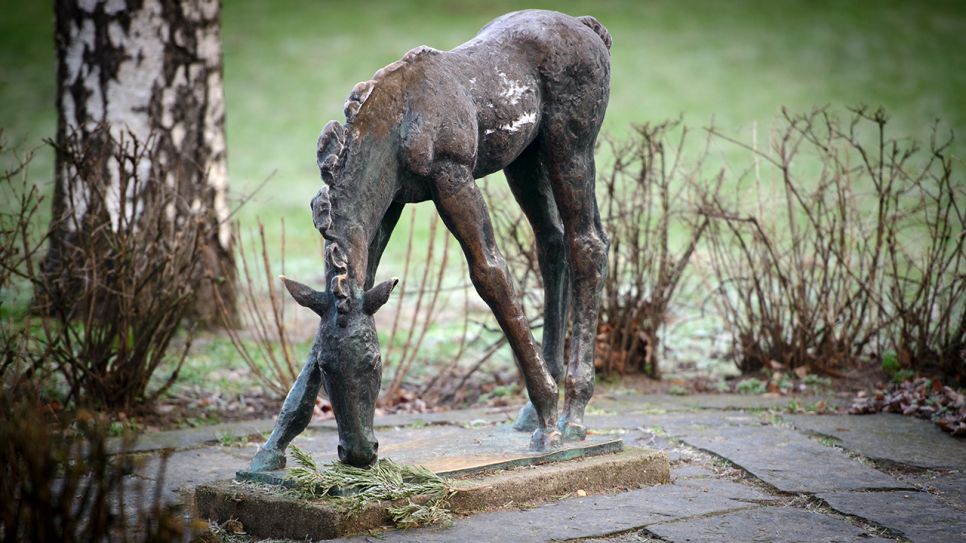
<box><xmin>195</xmin><ymin>446</ymin><xmax>669</xmax><ymax>541</ymax></box>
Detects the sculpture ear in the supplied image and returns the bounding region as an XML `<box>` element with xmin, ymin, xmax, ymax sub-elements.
<box><xmin>363</xmin><ymin>278</ymin><xmax>399</xmax><ymax>315</ymax></box>
<box><xmin>280</xmin><ymin>275</ymin><xmax>332</xmax><ymax>317</ymax></box>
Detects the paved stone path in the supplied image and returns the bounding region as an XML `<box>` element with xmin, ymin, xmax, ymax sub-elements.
<box><xmin>120</xmin><ymin>393</ymin><xmax>966</xmax><ymax>542</ymax></box>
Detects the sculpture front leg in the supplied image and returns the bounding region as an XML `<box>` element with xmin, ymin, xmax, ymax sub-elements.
<box><xmin>250</xmin><ymin>339</ymin><xmax>324</xmax><ymax>471</ymax></box>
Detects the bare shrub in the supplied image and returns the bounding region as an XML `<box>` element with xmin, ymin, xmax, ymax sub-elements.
<box><xmin>419</xmin><ymin>279</ymin><xmax>475</xmax><ymax>403</ymax></box>
<box><xmin>214</xmin><ymin>218</ymin><xmax>303</xmax><ymax>398</ymax></box>
<box><xmin>879</xmin><ymin>127</ymin><xmax>965</xmax><ymax>385</ymax></box>
<box><xmin>701</xmin><ymin>107</ymin><xmax>964</xmax><ymax>378</ymax></box>
<box><xmin>701</xmin><ymin>109</ymin><xmax>887</xmax><ymax>374</ymax></box>
<box><xmin>3</xmin><ymin>125</ymin><xmax>209</xmax><ymax>411</ymax></box>
<box><xmin>596</xmin><ymin>121</ymin><xmax>721</xmax><ymax>377</ymax></box>
<box><xmin>0</xmin><ymin>139</ymin><xmax>51</xmax><ymax>387</ymax></box>
<box><xmin>381</xmin><ymin>207</ymin><xmax>452</xmax><ymax>407</ymax></box>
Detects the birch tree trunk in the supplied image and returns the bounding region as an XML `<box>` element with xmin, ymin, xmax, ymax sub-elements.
<box><xmin>44</xmin><ymin>0</ymin><xmax>236</xmax><ymax>324</ymax></box>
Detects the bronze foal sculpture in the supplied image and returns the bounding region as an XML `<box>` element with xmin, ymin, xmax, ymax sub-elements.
<box><xmin>251</xmin><ymin>9</ymin><xmax>611</xmax><ymax>470</ymax></box>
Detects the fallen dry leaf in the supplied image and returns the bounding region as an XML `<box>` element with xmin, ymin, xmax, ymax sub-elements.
<box><xmin>850</xmin><ymin>377</ymin><xmax>965</xmax><ymax>438</ymax></box>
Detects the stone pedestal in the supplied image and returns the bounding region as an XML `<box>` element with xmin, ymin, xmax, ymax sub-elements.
<box><xmin>195</xmin><ymin>426</ymin><xmax>669</xmax><ymax>540</ymax></box>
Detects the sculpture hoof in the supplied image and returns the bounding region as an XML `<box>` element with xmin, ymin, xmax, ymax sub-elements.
<box><xmin>559</xmin><ymin>421</ymin><xmax>588</xmax><ymax>441</ymax></box>
<box><xmin>512</xmin><ymin>402</ymin><xmax>540</xmax><ymax>432</ymax></box>
<box><xmin>249</xmin><ymin>446</ymin><xmax>286</xmax><ymax>472</ymax></box>
<box><xmin>529</xmin><ymin>428</ymin><xmax>562</xmax><ymax>451</ymax></box>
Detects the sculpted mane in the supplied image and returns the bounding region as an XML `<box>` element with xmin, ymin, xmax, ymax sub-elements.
<box><xmin>315</xmin><ymin>46</ymin><xmax>437</xmax><ymax>316</ymax></box>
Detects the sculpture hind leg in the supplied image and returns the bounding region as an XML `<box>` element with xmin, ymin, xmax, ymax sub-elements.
<box><xmin>539</xmin><ymin>122</ymin><xmax>608</xmax><ymax>441</ymax></box>
<box><xmin>503</xmin><ymin>144</ymin><xmax>570</xmax><ymax>432</ymax></box>
<box><xmin>431</xmin><ymin>160</ymin><xmax>561</xmax><ymax>450</ymax></box>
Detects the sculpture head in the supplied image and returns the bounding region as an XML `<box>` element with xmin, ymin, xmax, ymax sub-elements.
<box><xmin>285</xmin><ymin>68</ymin><xmax>407</xmax><ymax>468</ymax></box>
<box><xmin>281</xmin><ymin>275</ymin><xmax>397</xmax><ymax>467</ymax></box>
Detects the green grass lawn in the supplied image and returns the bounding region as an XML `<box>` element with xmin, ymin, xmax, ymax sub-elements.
<box><xmin>1</xmin><ymin>1</ymin><xmax>964</xmax><ymax>404</ymax></box>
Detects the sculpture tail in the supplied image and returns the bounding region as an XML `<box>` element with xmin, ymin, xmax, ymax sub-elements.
<box><xmin>578</xmin><ymin>16</ymin><xmax>612</xmax><ymax>50</ymax></box>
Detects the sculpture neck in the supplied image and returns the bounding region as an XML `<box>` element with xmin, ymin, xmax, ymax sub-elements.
<box><xmin>322</xmin><ymin>129</ymin><xmax>400</xmax><ymax>302</ymax></box>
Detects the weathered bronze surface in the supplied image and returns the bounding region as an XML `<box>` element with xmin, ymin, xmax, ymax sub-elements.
<box><xmin>251</xmin><ymin>9</ymin><xmax>611</xmax><ymax>470</ymax></box>
<box><xmin>240</xmin><ymin>428</ymin><xmax>622</xmax><ymax>485</ymax></box>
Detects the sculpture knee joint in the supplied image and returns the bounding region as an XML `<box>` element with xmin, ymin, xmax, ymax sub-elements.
<box><xmin>570</xmin><ymin>233</ymin><xmax>607</xmax><ymax>280</ymax></box>
<box><xmin>469</xmin><ymin>259</ymin><xmax>511</xmax><ymax>295</ymax></box>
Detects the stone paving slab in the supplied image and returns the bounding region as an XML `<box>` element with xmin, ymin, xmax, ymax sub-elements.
<box><xmin>310</xmin><ymin>405</ymin><xmax>516</xmax><ymax>431</ymax></box>
<box><xmin>135</xmin><ymin>446</ymin><xmax>253</xmax><ymax>504</ymax></box>
<box><xmin>670</xmin><ymin>465</ymin><xmax>716</xmax><ymax>480</ymax></box>
<box><xmin>785</xmin><ymin>413</ymin><xmax>966</xmax><ymax>470</ymax></box>
<box><xmin>676</xmin><ymin>425</ymin><xmax>910</xmax><ymax>493</ymax></box>
<box><xmin>679</xmin><ymin>393</ymin><xmax>845</xmax><ymax>411</ymax></box>
<box><xmin>336</xmin><ymin>477</ymin><xmax>774</xmax><ymax>542</ymax></box>
<box><xmin>588</xmin><ymin>394</ymin><xmax>696</xmax><ymax>414</ymax></box>
<box><xmin>911</xmin><ymin>470</ymin><xmax>966</xmax><ymax>506</ymax></box>
<box><xmin>108</xmin><ymin>394</ymin><xmax>820</xmax><ymax>456</ymax></box>
<box><xmin>108</xmin><ymin>394</ymin><xmax>844</xmax><ymax>456</ymax></box>
<box><xmin>588</xmin><ymin>393</ymin><xmax>775</xmax><ymax>413</ymax></box>
<box><xmin>108</xmin><ymin>406</ymin><xmax>516</xmax><ymax>456</ymax></box>
<box><xmin>587</xmin><ymin>410</ymin><xmax>763</xmax><ymax>436</ymax></box>
<box><xmin>818</xmin><ymin>490</ymin><xmax>966</xmax><ymax>543</ymax></box>
<box><xmin>614</xmin><ymin>430</ymin><xmax>691</xmax><ymax>464</ymax></box>
<box><xmin>108</xmin><ymin>419</ymin><xmax>276</xmax><ymax>454</ymax></box>
<box><xmin>581</xmin><ymin>533</ymin><xmax>659</xmax><ymax>543</ymax></box>
<box><xmin>646</xmin><ymin>506</ymin><xmax>893</xmax><ymax>543</ymax></box>
<box><xmin>591</xmin><ymin>393</ymin><xmax>847</xmax><ymax>414</ymax></box>
<box><xmin>123</xmin><ymin>396</ymin><xmax>961</xmax><ymax>542</ymax></box>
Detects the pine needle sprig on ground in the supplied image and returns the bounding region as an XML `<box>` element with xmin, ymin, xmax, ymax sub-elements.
<box><xmin>285</xmin><ymin>445</ymin><xmax>454</xmax><ymax>528</ymax></box>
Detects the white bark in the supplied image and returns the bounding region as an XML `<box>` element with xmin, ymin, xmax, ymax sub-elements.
<box><xmin>48</xmin><ymin>0</ymin><xmax>235</xmax><ymax>323</ymax></box>
<box><xmin>56</xmin><ymin>0</ymin><xmax>229</xmax><ymax>248</ymax></box>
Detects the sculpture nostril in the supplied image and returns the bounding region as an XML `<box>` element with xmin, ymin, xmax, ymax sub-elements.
<box><xmin>372</xmin><ymin>441</ymin><xmax>379</xmax><ymax>453</ymax></box>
